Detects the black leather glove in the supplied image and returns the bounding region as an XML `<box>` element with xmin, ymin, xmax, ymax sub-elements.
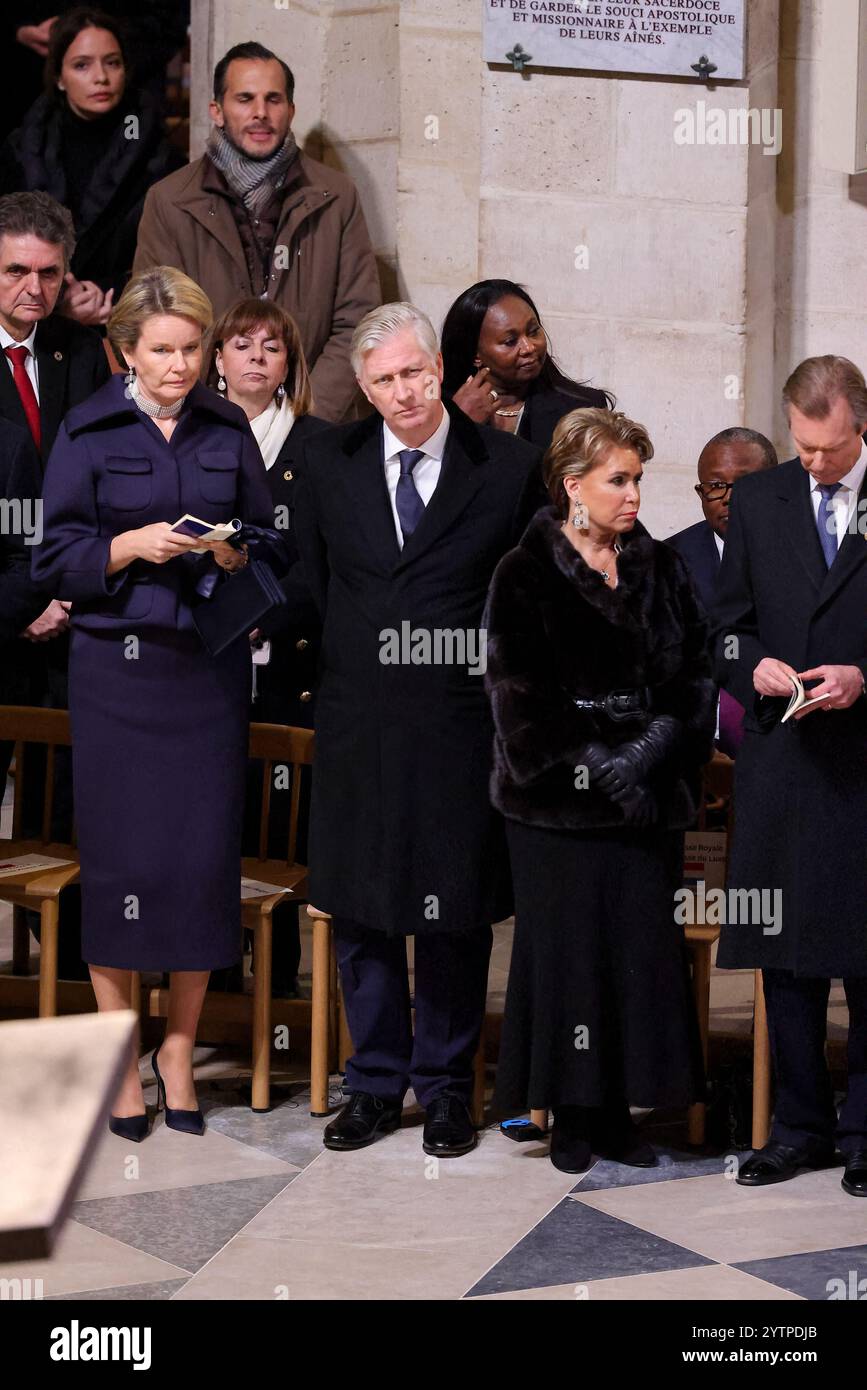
<box><xmin>592</xmin><ymin>715</ymin><xmax>683</xmax><ymax>800</ymax></box>
<box><xmin>616</xmin><ymin>783</ymin><xmax>659</xmax><ymax>827</ymax></box>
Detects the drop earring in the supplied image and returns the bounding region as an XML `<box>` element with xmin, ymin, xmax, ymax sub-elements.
<box><xmin>217</xmin><ymin>376</ymin><xmax>226</xmax><ymax>393</ymax></box>
<box><xmin>572</xmin><ymin>498</ymin><xmax>586</xmax><ymax>529</ymax></box>
<box><xmin>275</xmin><ymin>382</ymin><xmax>286</xmax><ymax>402</ymax></box>
<box><xmin>125</xmin><ymin>365</ymin><xmax>135</xmax><ymax>386</ymax></box>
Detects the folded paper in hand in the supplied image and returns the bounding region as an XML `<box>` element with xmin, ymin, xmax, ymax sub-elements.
<box><xmin>780</xmin><ymin>674</ymin><xmax>828</xmax><ymax>724</ymax></box>
<box><xmin>172</xmin><ymin>514</ymin><xmax>242</xmax><ymax>553</ymax></box>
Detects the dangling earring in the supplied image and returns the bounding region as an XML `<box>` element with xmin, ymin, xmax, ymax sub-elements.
<box><xmin>275</xmin><ymin>382</ymin><xmax>286</xmax><ymax>402</ymax></box>
<box><xmin>125</xmin><ymin>365</ymin><xmax>135</xmax><ymax>386</ymax></box>
<box><xmin>217</xmin><ymin>376</ymin><xmax>226</xmax><ymax>393</ymax></box>
<box><xmin>572</xmin><ymin>498</ymin><xmax>586</xmax><ymax>530</ymax></box>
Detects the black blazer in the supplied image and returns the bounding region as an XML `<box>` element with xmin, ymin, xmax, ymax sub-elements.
<box><xmin>517</xmin><ymin>380</ymin><xmax>613</xmax><ymax>452</ymax></box>
<box><xmin>0</xmin><ymin>315</ymin><xmax>112</xmax><ymax>464</ymax></box>
<box><xmin>668</xmin><ymin>518</ymin><xmax>720</xmax><ymax>613</ymax></box>
<box><xmin>0</xmin><ymin>419</ymin><xmax>46</xmax><ymax>653</ymax></box>
<box><xmin>713</xmin><ymin>457</ymin><xmax>867</xmax><ymax>976</ymax></box>
<box><xmin>255</xmin><ymin>413</ymin><xmax>332</xmax><ymax>728</ymax></box>
<box><xmin>292</xmin><ymin>402</ymin><xmax>543</xmax><ymax>935</ymax></box>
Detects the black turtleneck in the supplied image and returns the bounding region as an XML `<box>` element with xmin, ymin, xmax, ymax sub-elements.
<box><xmin>60</xmin><ymin>100</ymin><xmax>125</xmax><ymax>223</ymax></box>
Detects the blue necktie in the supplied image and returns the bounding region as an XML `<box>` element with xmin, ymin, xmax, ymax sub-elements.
<box><xmin>396</xmin><ymin>448</ymin><xmax>425</xmax><ymax>543</ymax></box>
<box><xmin>817</xmin><ymin>482</ymin><xmax>842</xmax><ymax>569</ymax></box>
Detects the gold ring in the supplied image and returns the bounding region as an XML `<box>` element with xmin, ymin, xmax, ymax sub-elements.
<box><xmin>490</xmin><ymin>389</ymin><xmax>499</xmax><ymax>401</ymax></box>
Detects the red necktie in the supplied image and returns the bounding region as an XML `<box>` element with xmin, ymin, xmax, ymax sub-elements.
<box><xmin>4</xmin><ymin>344</ymin><xmax>41</xmax><ymax>452</ymax></box>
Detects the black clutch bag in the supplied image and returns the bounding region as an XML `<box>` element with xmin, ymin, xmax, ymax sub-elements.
<box><xmin>192</xmin><ymin>560</ymin><xmax>287</xmax><ymax>657</ymax></box>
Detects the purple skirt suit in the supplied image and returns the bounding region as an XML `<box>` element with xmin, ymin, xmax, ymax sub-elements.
<box><xmin>32</xmin><ymin>375</ymin><xmax>277</xmax><ymax>970</ymax></box>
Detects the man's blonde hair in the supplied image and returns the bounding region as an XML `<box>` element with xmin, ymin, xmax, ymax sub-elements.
<box><xmin>350</xmin><ymin>302</ymin><xmax>439</xmax><ymax>376</ymax></box>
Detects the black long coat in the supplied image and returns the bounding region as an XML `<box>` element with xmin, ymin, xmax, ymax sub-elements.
<box><xmin>713</xmin><ymin>458</ymin><xmax>867</xmax><ymax>976</ymax></box>
<box><xmin>292</xmin><ymin>402</ymin><xmax>542</xmax><ymax>936</ymax></box>
<box><xmin>0</xmin><ymin>92</ymin><xmax>184</xmax><ymax>302</ymax></box>
<box><xmin>255</xmin><ymin>413</ymin><xmax>332</xmax><ymax>729</ymax></box>
<box><xmin>484</xmin><ymin>507</ymin><xmax>715</xmax><ymax>831</ymax></box>
<box><xmin>517</xmin><ymin>380</ymin><xmax>613</xmax><ymax>451</ymax></box>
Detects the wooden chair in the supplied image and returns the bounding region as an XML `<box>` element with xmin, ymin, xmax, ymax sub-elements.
<box><xmin>0</xmin><ymin>707</ymin><xmax>81</xmax><ymax>1016</ymax></box>
<box><xmin>306</xmin><ymin>905</ymin><xmax>488</xmax><ymax>1126</ymax></box>
<box><xmin>243</xmin><ymin>721</ymin><xmax>314</xmax><ymax>1111</ymax></box>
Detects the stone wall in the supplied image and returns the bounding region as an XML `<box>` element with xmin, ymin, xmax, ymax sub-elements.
<box><xmin>190</xmin><ymin>0</ymin><xmax>867</xmax><ymax>536</ymax></box>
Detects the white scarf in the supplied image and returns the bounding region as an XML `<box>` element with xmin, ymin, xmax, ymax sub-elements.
<box><xmin>250</xmin><ymin>396</ymin><xmax>295</xmax><ymax>470</ymax></box>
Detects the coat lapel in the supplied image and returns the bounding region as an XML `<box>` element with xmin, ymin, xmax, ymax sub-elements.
<box><xmin>774</xmin><ymin>463</ymin><xmax>826</xmax><ymax>594</ymax></box>
<box><xmin>33</xmin><ymin>321</ymin><xmax>70</xmax><ymax>461</ymax></box>
<box><xmin>341</xmin><ymin>416</ymin><xmax>401</xmax><ymax>572</ymax></box>
<box><xmin>814</xmin><ymin>467</ymin><xmax>867</xmax><ymax>613</ymax></box>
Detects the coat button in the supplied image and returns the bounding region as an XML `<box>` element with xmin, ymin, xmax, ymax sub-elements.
<box><xmin>299</xmin><ymin>690</ymin><xmax>312</xmax><ymax>702</ymax></box>
<box><xmin>283</xmin><ymin>469</ymin><xmax>293</xmax><ymax>481</ymax></box>
<box><xmin>295</xmin><ymin>638</ymin><xmax>308</xmax><ymax>651</ymax></box>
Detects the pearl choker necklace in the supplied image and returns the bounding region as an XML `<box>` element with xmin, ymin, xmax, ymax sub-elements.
<box><xmin>128</xmin><ymin>379</ymin><xmax>185</xmax><ymax>419</ymax></box>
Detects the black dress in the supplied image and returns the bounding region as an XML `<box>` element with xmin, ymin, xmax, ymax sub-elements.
<box><xmin>483</xmin><ymin>507</ymin><xmax>715</xmax><ymax>1111</ymax></box>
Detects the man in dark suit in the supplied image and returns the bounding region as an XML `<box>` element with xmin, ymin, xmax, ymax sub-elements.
<box><xmin>670</xmin><ymin>428</ymin><xmax>777</xmax><ymax>758</ymax></box>
<box><xmin>0</xmin><ymin>419</ymin><xmax>47</xmax><ymax>745</ymax></box>
<box><xmin>0</xmin><ymin>191</ymin><xmax>110</xmax><ymax>976</ymax></box>
<box><xmin>713</xmin><ymin>355</ymin><xmax>867</xmax><ymax>1197</ymax></box>
<box><xmin>293</xmin><ymin>302</ymin><xmax>541</xmax><ymax>1157</ymax></box>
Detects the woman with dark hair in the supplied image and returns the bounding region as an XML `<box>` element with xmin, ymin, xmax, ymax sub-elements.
<box><xmin>484</xmin><ymin>407</ymin><xmax>714</xmax><ymax>1173</ymax></box>
<box><xmin>206</xmin><ymin>298</ymin><xmax>330</xmax><ymax>996</ymax></box>
<box><xmin>441</xmin><ymin>278</ymin><xmax>614</xmax><ymax>451</ymax></box>
<box><xmin>0</xmin><ymin>6</ymin><xmax>184</xmax><ymax>326</ymax></box>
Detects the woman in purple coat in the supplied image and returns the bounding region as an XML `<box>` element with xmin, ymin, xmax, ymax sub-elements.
<box><xmin>33</xmin><ymin>266</ymin><xmax>278</xmax><ymax>1140</ymax></box>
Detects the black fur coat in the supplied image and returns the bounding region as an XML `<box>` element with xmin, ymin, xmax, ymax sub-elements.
<box><xmin>483</xmin><ymin>506</ymin><xmax>716</xmax><ymax>830</ymax></box>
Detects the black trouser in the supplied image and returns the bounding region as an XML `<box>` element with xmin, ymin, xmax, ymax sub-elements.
<box><xmin>333</xmin><ymin>917</ymin><xmax>493</xmax><ymax>1108</ymax></box>
<box><xmin>763</xmin><ymin>968</ymin><xmax>867</xmax><ymax>1157</ymax></box>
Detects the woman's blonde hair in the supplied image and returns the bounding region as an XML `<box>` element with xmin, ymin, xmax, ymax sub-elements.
<box><xmin>544</xmin><ymin>407</ymin><xmax>654</xmax><ymax>517</ymax></box>
<box><xmin>205</xmin><ymin>298</ymin><xmax>313</xmax><ymax>417</ymax></box>
<box><xmin>108</xmin><ymin>266</ymin><xmax>213</xmax><ymax>364</ymax></box>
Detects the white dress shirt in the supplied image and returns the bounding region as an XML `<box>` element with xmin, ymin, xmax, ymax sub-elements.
<box><xmin>382</xmin><ymin>404</ymin><xmax>451</xmax><ymax>549</ymax></box>
<box><xmin>713</xmin><ymin>529</ymin><xmax>724</xmax><ymax>561</ymax></box>
<box><xmin>808</xmin><ymin>439</ymin><xmax>867</xmax><ymax>550</ymax></box>
<box><xmin>0</xmin><ymin>322</ymin><xmax>40</xmax><ymax>401</ymax></box>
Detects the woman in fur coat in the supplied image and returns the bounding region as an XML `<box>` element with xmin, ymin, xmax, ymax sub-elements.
<box><xmin>484</xmin><ymin>407</ymin><xmax>716</xmax><ymax>1173</ymax></box>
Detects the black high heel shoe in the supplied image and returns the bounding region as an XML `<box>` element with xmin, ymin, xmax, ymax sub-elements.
<box><xmin>152</xmin><ymin>1045</ymin><xmax>205</xmax><ymax>1136</ymax></box>
<box><xmin>108</xmin><ymin>1112</ymin><xmax>150</xmax><ymax>1143</ymax></box>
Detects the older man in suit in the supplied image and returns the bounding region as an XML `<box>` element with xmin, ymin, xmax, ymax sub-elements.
<box><xmin>669</xmin><ymin>428</ymin><xmax>777</xmax><ymax>758</ymax></box>
<box><xmin>0</xmin><ymin>190</ymin><xmax>110</xmax><ymax>977</ymax></box>
<box><xmin>714</xmin><ymin>355</ymin><xmax>867</xmax><ymax>1197</ymax></box>
<box><xmin>293</xmin><ymin>302</ymin><xmax>542</xmax><ymax>1157</ymax></box>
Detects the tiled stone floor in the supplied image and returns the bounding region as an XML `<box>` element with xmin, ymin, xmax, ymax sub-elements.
<box><xmin>2</xmin><ymin>780</ymin><xmax>863</xmax><ymax>1301</ymax></box>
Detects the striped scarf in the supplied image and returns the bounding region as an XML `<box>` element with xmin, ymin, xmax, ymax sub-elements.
<box><xmin>206</xmin><ymin>127</ymin><xmax>298</xmax><ymax>218</ymax></box>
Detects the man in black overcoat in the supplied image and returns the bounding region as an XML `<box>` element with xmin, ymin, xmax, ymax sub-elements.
<box><xmin>713</xmin><ymin>355</ymin><xmax>867</xmax><ymax>1196</ymax></box>
<box><xmin>1</xmin><ymin>417</ymin><xmax>46</xmax><ymax>712</ymax></box>
<box><xmin>0</xmin><ymin>191</ymin><xmax>110</xmax><ymax>975</ymax></box>
<box><xmin>292</xmin><ymin>302</ymin><xmax>542</xmax><ymax>1157</ymax></box>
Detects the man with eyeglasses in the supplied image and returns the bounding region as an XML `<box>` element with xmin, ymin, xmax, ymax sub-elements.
<box><xmin>669</xmin><ymin>428</ymin><xmax>777</xmax><ymax>757</ymax></box>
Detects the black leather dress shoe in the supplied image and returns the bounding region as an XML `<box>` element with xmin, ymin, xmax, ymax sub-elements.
<box><xmin>736</xmin><ymin>1141</ymin><xmax>835</xmax><ymax>1186</ymax></box>
<box><xmin>422</xmin><ymin>1093</ymin><xmax>476</xmax><ymax>1157</ymax></box>
<box><xmin>842</xmin><ymin>1150</ymin><xmax>867</xmax><ymax>1197</ymax></box>
<box><xmin>323</xmin><ymin>1092</ymin><xmax>402</xmax><ymax>1151</ymax></box>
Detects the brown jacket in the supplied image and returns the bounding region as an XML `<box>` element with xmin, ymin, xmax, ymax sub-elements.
<box><xmin>133</xmin><ymin>149</ymin><xmax>381</xmax><ymax>422</ymax></box>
